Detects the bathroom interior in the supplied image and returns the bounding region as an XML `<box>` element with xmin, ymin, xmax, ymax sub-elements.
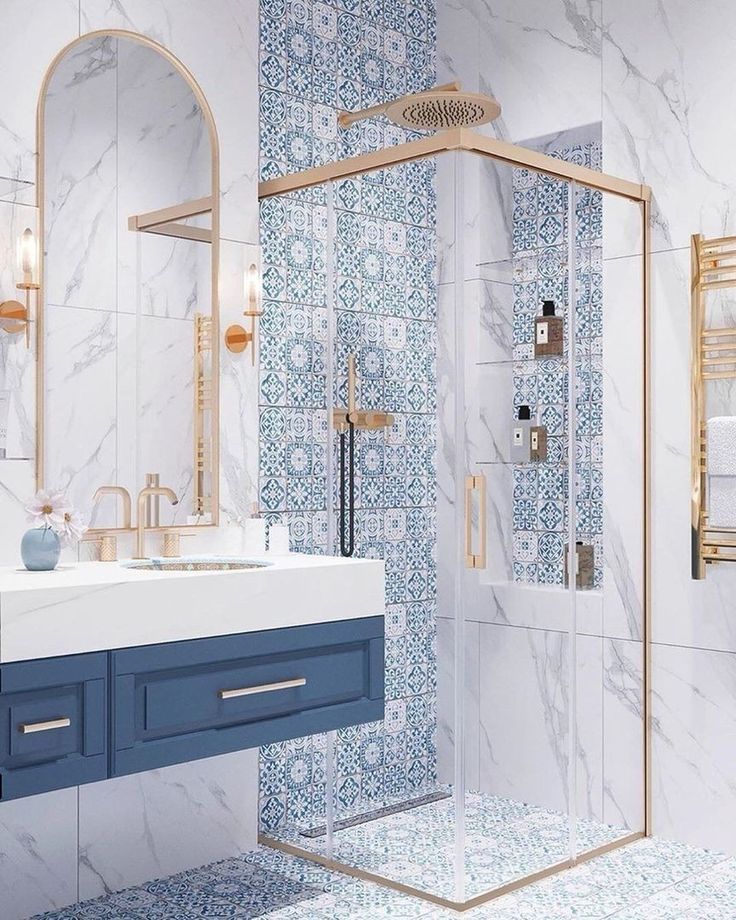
<box><xmin>0</xmin><ymin>2</ymin><xmax>735</xmax><ymax>919</ymax></box>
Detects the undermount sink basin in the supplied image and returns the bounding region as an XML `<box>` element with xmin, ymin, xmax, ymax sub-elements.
<box><xmin>124</xmin><ymin>557</ymin><xmax>269</xmax><ymax>572</ymax></box>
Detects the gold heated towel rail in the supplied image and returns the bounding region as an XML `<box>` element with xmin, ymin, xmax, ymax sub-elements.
<box><xmin>691</xmin><ymin>233</ymin><xmax>736</xmax><ymax>577</ymax></box>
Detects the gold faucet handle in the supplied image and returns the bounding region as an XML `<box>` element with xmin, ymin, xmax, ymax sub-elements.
<box><xmin>91</xmin><ymin>534</ymin><xmax>117</xmax><ymax>562</ymax></box>
<box><xmin>161</xmin><ymin>531</ymin><xmax>194</xmax><ymax>558</ymax></box>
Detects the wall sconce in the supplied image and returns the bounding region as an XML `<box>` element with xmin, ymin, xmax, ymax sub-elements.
<box><xmin>224</xmin><ymin>262</ymin><xmax>263</xmax><ymax>365</ymax></box>
<box><xmin>0</xmin><ymin>227</ymin><xmax>39</xmax><ymax>348</ymax></box>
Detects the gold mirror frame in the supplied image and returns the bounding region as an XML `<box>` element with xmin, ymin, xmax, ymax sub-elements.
<box><xmin>35</xmin><ymin>29</ymin><xmax>220</xmax><ymax>533</ymax></box>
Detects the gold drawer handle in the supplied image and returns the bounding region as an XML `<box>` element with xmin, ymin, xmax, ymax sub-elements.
<box><xmin>218</xmin><ymin>677</ymin><xmax>307</xmax><ymax>700</ymax></box>
<box><xmin>19</xmin><ymin>717</ymin><xmax>71</xmax><ymax>735</ymax></box>
<box><xmin>465</xmin><ymin>473</ymin><xmax>487</xmax><ymax>570</ymax></box>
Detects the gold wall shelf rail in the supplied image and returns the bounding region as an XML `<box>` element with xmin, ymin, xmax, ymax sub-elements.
<box><xmin>691</xmin><ymin>232</ymin><xmax>736</xmax><ymax>577</ymax></box>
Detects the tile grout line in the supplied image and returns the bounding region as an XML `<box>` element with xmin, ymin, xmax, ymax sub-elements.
<box><xmin>600</xmin><ymin>849</ymin><xmax>735</xmax><ymax>919</ymax></box>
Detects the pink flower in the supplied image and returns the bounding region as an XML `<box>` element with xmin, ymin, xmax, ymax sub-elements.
<box><xmin>25</xmin><ymin>489</ymin><xmax>87</xmax><ymax>545</ymax></box>
<box><xmin>25</xmin><ymin>488</ymin><xmax>71</xmax><ymax>531</ymax></box>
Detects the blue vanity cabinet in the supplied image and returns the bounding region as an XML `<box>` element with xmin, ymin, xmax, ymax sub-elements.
<box><xmin>111</xmin><ymin>616</ymin><xmax>384</xmax><ymax>777</ymax></box>
<box><xmin>0</xmin><ymin>652</ymin><xmax>107</xmax><ymax>801</ymax></box>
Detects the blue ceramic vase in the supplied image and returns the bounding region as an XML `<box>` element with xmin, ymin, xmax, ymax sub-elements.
<box><xmin>21</xmin><ymin>526</ymin><xmax>61</xmax><ymax>571</ymax></box>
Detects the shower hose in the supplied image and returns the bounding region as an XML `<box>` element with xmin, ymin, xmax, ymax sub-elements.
<box><xmin>339</xmin><ymin>420</ymin><xmax>355</xmax><ymax>557</ymax></box>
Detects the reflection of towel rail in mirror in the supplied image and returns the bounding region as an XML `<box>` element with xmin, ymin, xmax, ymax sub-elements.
<box><xmin>691</xmin><ymin>232</ymin><xmax>736</xmax><ymax>576</ymax></box>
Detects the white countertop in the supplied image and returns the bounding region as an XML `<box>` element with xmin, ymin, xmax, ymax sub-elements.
<box><xmin>0</xmin><ymin>554</ymin><xmax>385</xmax><ymax>663</ymax></box>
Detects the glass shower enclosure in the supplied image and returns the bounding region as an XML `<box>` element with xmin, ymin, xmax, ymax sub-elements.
<box><xmin>258</xmin><ymin>132</ymin><xmax>649</xmax><ymax>910</ymax></box>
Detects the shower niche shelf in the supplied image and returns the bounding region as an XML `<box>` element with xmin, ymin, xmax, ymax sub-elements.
<box><xmin>691</xmin><ymin>232</ymin><xmax>736</xmax><ymax>577</ymax></box>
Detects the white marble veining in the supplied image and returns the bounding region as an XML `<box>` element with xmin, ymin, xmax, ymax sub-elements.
<box><xmin>0</xmin><ymin>200</ymin><xmax>36</xmax><ymax>460</ymax></box>
<box><xmin>78</xmin><ymin>749</ymin><xmax>258</xmax><ymax>900</ymax></box>
<box><xmin>0</xmin><ymin>553</ymin><xmax>384</xmax><ymax>662</ymax></box>
<box><xmin>44</xmin><ymin>304</ymin><xmax>118</xmax><ymax>523</ymax></box>
<box><xmin>0</xmin><ymin>0</ymin><xmax>79</xmax><ymax>185</ymax></box>
<box><xmin>44</xmin><ymin>36</ymin><xmax>118</xmax><ymax>312</ymax></box>
<box><xmin>219</xmin><ymin>239</ymin><xmax>260</xmax><ymax>523</ymax></box>
<box><xmin>438</xmin><ymin>0</ymin><xmax>602</xmax><ymax>145</ymax></box>
<box><xmin>603</xmin><ymin>637</ymin><xmax>645</xmax><ymax>831</ymax></box>
<box><xmin>603</xmin><ymin>0</ymin><xmax>736</xmax><ymax>254</ymax></box>
<box><xmin>0</xmin><ymin>788</ymin><xmax>78</xmax><ymax>920</ymax></box>
<box><xmin>79</xmin><ymin>0</ymin><xmax>259</xmax><ymax>245</ymax></box>
<box><xmin>476</xmin><ymin>622</ymin><xmax>605</xmax><ymax>820</ymax></box>
<box><xmin>602</xmin><ymin>254</ymin><xmax>645</xmax><ymax>641</ymax></box>
<box><xmin>651</xmin><ymin>642</ymin><xmax>736</xmax><ymax>853</ymax></box>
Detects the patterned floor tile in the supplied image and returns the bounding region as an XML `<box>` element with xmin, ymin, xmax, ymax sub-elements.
<box><xmin>33</xmin><ymin>835</ymin><xmax>736</xmax><ymax>920</ymax></box>
<box><xmin>272</xmin><ymin>790</ymin><xmax>632</xmax><ymax>900</ymax></box>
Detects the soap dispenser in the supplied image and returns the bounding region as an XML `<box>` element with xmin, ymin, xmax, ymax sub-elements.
<box><xmin>534</xmin><ymin>300</ymin><xmax>563</xmax><ymax>357</ymax></box>
<box><xmin>565</xmin><ymin>541</ymin><xmax>595</xmax><ymax>589</ymax></box>
<box><xmin>511</xmin><ymin>405</ymin><xmax>548</xmax><ymax>463</ymax></box>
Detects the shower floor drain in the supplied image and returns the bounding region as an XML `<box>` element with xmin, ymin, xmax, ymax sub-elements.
<box><xmin>298</xmin><ymin>790</ymin><xmax>452</xmax><ymax>838</ymax></box>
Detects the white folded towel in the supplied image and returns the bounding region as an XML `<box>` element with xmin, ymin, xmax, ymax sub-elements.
<box><xmin>707</xmin><ymin>416</ymin><xmax>736</xmax><ymax>476</ymax></box>
<box><xmin>709</xmin><ymin>476</ymin><xmax>736</xmax><ymax>529</ymax></box>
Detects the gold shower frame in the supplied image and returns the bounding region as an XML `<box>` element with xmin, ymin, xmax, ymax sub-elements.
<box><xmin>259</xmin><ymin>130</ymin><xmax>653</xmax><ymax>912</ymax></box>
<box><xmin>34</xmin><ymin>29</ymin><xmax>221</xmax><ymax>531</ymax></box>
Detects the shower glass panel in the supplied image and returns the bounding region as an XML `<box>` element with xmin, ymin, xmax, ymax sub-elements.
<box><xmin>577</xmin><ymin>185</ymin><xmax>646</xmax><ymax>846</ymax></box>
<box><xmin>449</xmin><ymin>150</ymin><xmax>577</xmax><ymax>899</ymax></box>
<box><xmin>258</xmin><ymin>146</ymin><xmax>647</xmax><ymax>909</ymax></box>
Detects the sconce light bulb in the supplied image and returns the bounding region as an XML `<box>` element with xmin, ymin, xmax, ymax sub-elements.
<box><xmin>245</xmin><ymin>262</ymin><xmax>261</xmax><ymax>311</ymax></box>
<box><xmin>18</xmin><ymin>227</ymin><xmax>37</xmax><ymax>281</ymax></box>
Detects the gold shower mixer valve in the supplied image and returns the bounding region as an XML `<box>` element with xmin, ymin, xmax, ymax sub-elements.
<box><xmin>331</xmin><ymin>353</ymin><xmax>395</xmax><ymax>431</ymax></box>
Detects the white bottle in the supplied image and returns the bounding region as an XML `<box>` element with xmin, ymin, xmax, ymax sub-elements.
<box><xmin>243</xmin><ymin>517</ymin><xmax>266</xmax><ymax>555</ymax></box>
<box><xmin>268</xmin><ymin>522</ymin><xmax>290</xmax><ymax>555</ymax></box>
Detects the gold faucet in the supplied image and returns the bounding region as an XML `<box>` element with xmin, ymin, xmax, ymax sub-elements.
<box><xmin>91</xmin><ymin>486</ymin><xmax>132</xmax><ymax>529</ymax></box>
<box><xmin>134</xmin><ymin>486</ymin><xmax>178</xmax><ymax>559</ymax></box>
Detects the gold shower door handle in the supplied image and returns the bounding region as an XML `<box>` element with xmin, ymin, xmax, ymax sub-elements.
<box><xmin>465</xmin><ymin>473</ymin><xmax>487</xmax><ymax>569</ymax></box>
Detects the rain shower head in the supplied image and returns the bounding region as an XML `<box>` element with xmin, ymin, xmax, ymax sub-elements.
<box><xmin>337</xmin><ymin>83</ymin><xmax>501</xmax><ymax>131</ymax></box>
<box><xmin>385</xmin><ymin>91</ymin><xmax>501</xmax><ymax>131</ymax></box>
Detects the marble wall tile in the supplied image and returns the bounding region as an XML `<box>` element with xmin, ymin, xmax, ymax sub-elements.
<box><xmin>603</xmin><ymin>637</ymin><xmax>645</xmax><ymax>831</ymax></box>
<box><xmin>78</xmin><ymin>749</ymin><xmax>259</xmax><ymax>900</ymax></box>
<box><xmin>116</xmin><ymin>37</ymin><xmax>212</xmax><ymax>322</ymax></box>
<box><xmin>219</xmin><ymin>238</ymin><xmax>260</xmax><ymax>522</ymax></box>
<box><xmin>0</xmin><ymin>199</ymin><xmax>36</xmax><ymax>460</ymax></box>
<box><xmin>437</xmin><ymin>0</ymin><xmax>602</xmax><ymax>145</ymax></box>
<box><xmin>477</xmin><ymin>621</ymin><xmax>603</xmax><ymax>819</ymax></box>
<box><xmin>79</xmin><ymin>0</ymin><xmax>260</xmax><ymax>244</ymax></box>
<box><xmin>651</xmin><ymin>642</ymin><xmax>736</xmax><ymax>854</ymax></box>
<box><xmin>602</xmin><ymin>253</ymin><xmax>645</xmax><ymax>641</ymax></box>
<box><xmin>603</xmin><ymin>0</ymin><xmax>736</xmax><ymax>253</ymax></box>
<box><xmin>476</xmin><ymin>278</ymin><xmax>514</xmax><ymax>366</ymax></box>
<box><xmin>0</xmin><ymin>0</ymin><xmax>80</xmax><ymax>184</ymax></box>
<box><xmin>44</xmin><ymin>304</ymin><xmax>117</xmax><ymax>524</ymax></box>
<box><xmin>436</xmin><ymin>615</ymin><xmax>480</xmax><ymax>791</ymax></box>
<box><xmin>0</xmin><ymin>787</ymin><xmax>78</xmax><ymax>920</ymax></box>
<box><xmin>0</xmin><ymin>458</ymin><xmax>34</xmax><ymax>567</ymax></box>
<box><xmin>136</xmin><ymin>313</ymin><xmax>196</xmax><ymax>525</ymax></box>
<box><xmin>480</xmin><ymin>580</ymin><xmax>603</xmax><ymax>635</ymax></box>
<box><xmin>43</xmin><ymin>36</ymin><xmax>118</xmax><ymax>312</ymax></box>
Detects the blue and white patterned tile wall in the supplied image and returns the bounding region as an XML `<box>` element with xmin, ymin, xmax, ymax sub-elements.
<box><xmin>511</xmin><ymin>141</ymin><xmax>604</xmax><ymax>587</ymax></box>
<box><xmin>258</xmin><ymin>0</ymin><xmax>438</xmax><ymax>834</ymax></box>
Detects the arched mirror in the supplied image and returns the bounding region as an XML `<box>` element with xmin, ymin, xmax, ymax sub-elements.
<box><xmin>38</xmin><ymin>32</ymin><xmax>219</xmax><ymax>531</ymax></box>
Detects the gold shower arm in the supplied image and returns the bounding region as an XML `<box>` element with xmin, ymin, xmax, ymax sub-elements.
<box><xmin>338</xmin><ymin>82</ymin><xmax>461</xmax><ymax>128</ymax></box>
